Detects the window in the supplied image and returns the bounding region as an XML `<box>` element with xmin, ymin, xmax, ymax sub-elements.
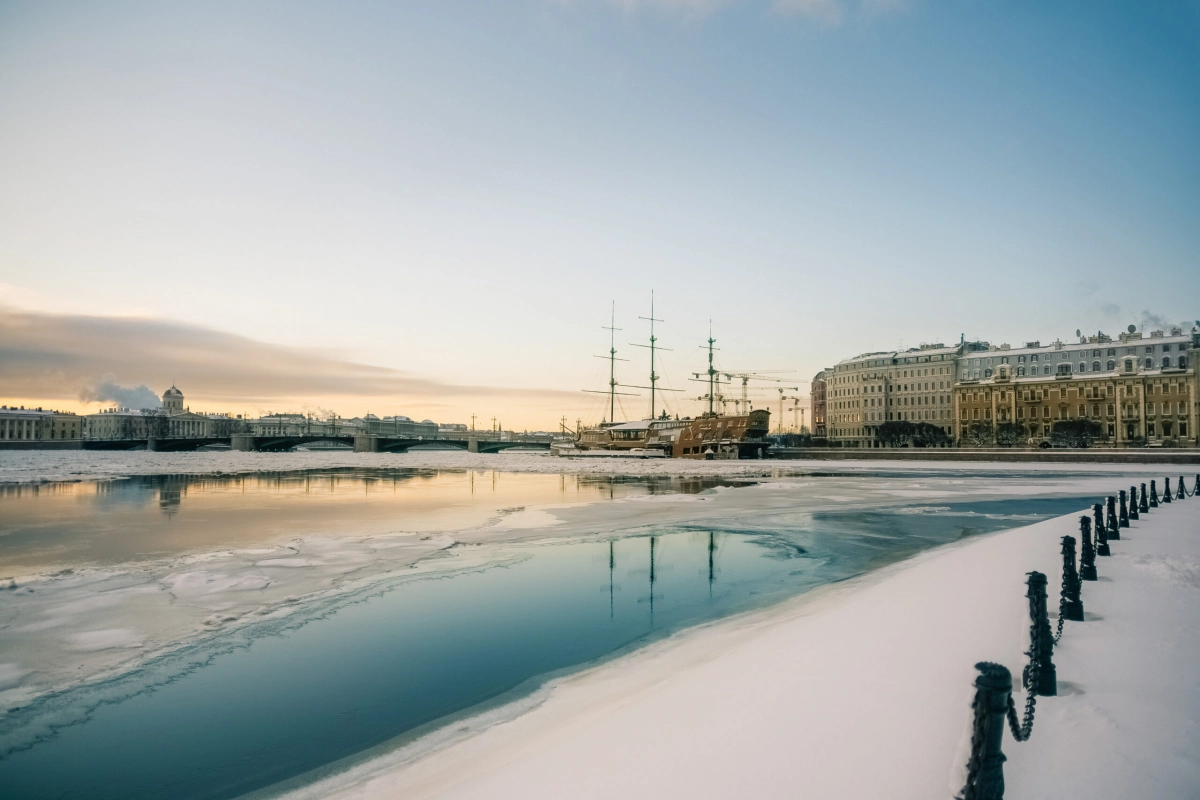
<box><xmin>1018</xmin><ymin>355</ymin><xmax>1026</xmax><ymax>363</ymax></box>
<box><xmin>1146</xmin><ymin>346</ymin><xmax>1153</xmax><ymax>354</ymax></box>
<box><xmin>1092</xmin><ymin>350</ymin><xmax>1101</xmax><ymax>357</ymax></box>
<box><xmin>1145</xmin><ymin>358</ymin><xmax>1153</xmax><ymax>369</ymax></box>
<box><xmin>1057</xmin><ymin>364</ymin><xmax>1072</xmax><ymax>376</ymax></box>
<box><xmin>1043</xmin><ymin>366</ymin><xmax>1051</xmax><ymax>375</ymax></box>
<box><xmin>1078</xmin><ymin>363</ymin><xmax>1086</xmax><ymax>373</ymax></box>
<box><xmin>1092</xmin><ymin>361</ymin><xmax>1101</xmax><ymax>372</ymax></box>
<box><xmin>1107</xmin><ymin>359</ymin><xmax>1115</xmax><ymax>371</ymax></box>
<box><xmin>1107</xmin><ymin>349</ymin><xmax>1115</xmax><ymax>357</ymax></box>
<box><xmin>1125</xmin><ymin>360</ymin><xmax>1134</xmax><ymax>373</ymax></box>
<box><xmin>1031</xmin><ymin>354</ymin><xmax>1039</xmax><ymax>362</ymax></box>
<box><xmin>1162</xmin><ymin>357</ymin><xmax>1172</xmax><ymax>369</ymax></box>
<box><xmin>1181</xmin><ymin>357</ymin><xmax>1188</xmax><ymax>370</ymax></box>
<box><xmin>1017</xmin><ymin>366</ymin><xmax>1026</xmax><ymax>376</ymax></box>
<box><xmin>984</xmin><ymin>368</ymin><xmax>993</xmax><ymax>378</ymax></box>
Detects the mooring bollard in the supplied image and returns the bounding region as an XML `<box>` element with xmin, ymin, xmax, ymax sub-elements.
<box><xmin>1178</xmin><ymin>476</ymin><xmax>1186</xmax><ymax>500</ymax></box>
<box><xmin>1193</xmin><ymin>474</ymin><xmax>1199</xmax><ymax>497</ymax></box>
<box><xmin>1079</xmin><ymin>516</ymin><xmax>1097</xmax><ymax>580</ymax></box>
<box><xmin>1150</xmin><ymin>480</ymin><xmax>1159</xmax><ymax>508</ymax></box>
<box><xmin>1106</xmin><ymin>495</ymin><xmax>1120</xmax><ymax>540</ymax></box>
<box><xmin>1094</xmin><ymin>503</ymin><xmax>1110</xmax><ymax>556</ymax></box>
<box><xmin>1118</xmin><ymin>490</ymin><xmax>1129</xmax><ymax>528</ymax></box>
<box><xmin>1163</xmin><ymin>477</ymin><xmax>1173</xmax><ymax>504</ymax></box>
<box><xmin>1022</xmin><ymin>571</ymin><xmax>1056</xmax><ymax>697</ymax></box>
<box><xmin>1128</xmin><ymin>486</ymin><xmax>1140</xmax><ymax>520</ymax></box>
<box><xmin>953</xmin><ymin>662</ymin><xmax>1014</xmax><ymax>800</ymax></box>
<box><xmin>1140</xmin><ymin>483</ymin><xmax>1149</xmax><ymax>514</ymax></box>
<box><xmin>1058</xmin><ymin>536</ymin><xmax>1083</xmax><ymax>627</ymax></box>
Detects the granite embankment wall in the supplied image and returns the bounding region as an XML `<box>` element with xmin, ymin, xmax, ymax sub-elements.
<box><xmin>0</xmin><ymin>440</ymin><xmax>84</xmax><ymax>451</ymax></box>
<box><xmin>770</xmin><ymin>448</ymin><xmax>1200</xmax><ymax>464</ymax></box>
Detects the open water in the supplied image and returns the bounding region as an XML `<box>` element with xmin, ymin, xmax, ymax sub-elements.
<box><xmin>0</xmin><ymin>469</ymin><xmax>1097</xmax><ymax>799</ymax></box>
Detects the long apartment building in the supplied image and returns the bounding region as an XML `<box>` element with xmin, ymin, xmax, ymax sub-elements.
<box><xmin>955</xmin><ymin>327</ymin><xmax>1197</xmax><ymax>447</ymax></box>
<box><xmin>817</xmin><ymin>343</ymin><xmax>964</xmax><ymax>448</ymax></box>
<box><xmin>814</xmin><ymin>325</ymin><xmax>1199</xmax><ymax>448</ymax></box>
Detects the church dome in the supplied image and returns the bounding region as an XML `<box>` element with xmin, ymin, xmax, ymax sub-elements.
<box><xmin>163</xmin><ymin>386</ymin><xmax>183</xmax><ymax>398</ymax></box>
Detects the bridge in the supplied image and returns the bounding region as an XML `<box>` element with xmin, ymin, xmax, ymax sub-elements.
<box><xmin>82</xmin><ymin>433</ymin><xmax>555</xmax><ymax>454</ymax></box>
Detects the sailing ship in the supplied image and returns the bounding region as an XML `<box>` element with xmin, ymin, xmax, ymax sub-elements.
<box><xmin>563</xmin><ymin>299</ymin><xmax>772</xmax><ymax>459</ymax></box>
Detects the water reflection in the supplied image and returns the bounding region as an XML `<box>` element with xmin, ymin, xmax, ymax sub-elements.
<box><xmin>0</xmin><ymin>492</ymin><xmax>1098</xmax><ymax>800</ymax></box>
<box><xmin>0</xmin><ymin>469</ymin><xmax>752</xmax><ymax>572</ymax></box>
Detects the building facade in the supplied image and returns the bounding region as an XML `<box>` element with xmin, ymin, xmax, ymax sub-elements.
<box><xmin>810</xmin><ymin>370</ymin><xmax>828</xmax><ymax>439</ymax></box>
<box><xmin>823</xmin><ymin>343</ymin><xmax>961</xmax><ymax>448</ymax></box>
<box><xmin>954</xmin><ymin>327</ymin><xmax>1198</xmax><ymax>447</ymax></box>
<box><xmin>0</xmin><ymin>406</ymin><xmax>82</xmax><ymax>442</ymax></box>
<box><xmin>85</xmin><ymin>386</ymin><xmax>238</xmax><ymax>442</ymax></box>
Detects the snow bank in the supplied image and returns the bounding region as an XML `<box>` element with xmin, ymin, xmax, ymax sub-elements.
<box><xmin>274</xmin><ymin>496</ymin><xmax>1200</xmax><ymax>799</ymax></box>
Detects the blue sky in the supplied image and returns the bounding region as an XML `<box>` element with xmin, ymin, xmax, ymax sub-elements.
<box><xmin>1</xmin><ymin>1</ymin><xmax>1197</xmax><ymax>426</ymax></box>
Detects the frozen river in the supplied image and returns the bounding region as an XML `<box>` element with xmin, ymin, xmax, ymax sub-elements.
<box><xmin>0</xmin><ymin>454</ymin><xmax>1138</xmax><ymax>799</ymax></box>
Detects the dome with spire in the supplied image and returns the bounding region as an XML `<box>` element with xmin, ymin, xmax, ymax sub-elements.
<box><xmin>162</xmin><ymin>385</ymin><xmax>184</xmax><ymax>413</ymax></box>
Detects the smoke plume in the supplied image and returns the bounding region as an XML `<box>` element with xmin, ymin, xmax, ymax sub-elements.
<box><xmin>78</xmin><ymin>374</ymin><xmax>161</xmax><ymax>409</ymax></box>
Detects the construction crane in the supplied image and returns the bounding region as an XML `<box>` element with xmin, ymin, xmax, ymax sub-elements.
<box><xmin>773</xmin><ymin>386</ymin><xmax>800</xmax><ymax>432</ymax></box>
<box><xmin>785</xmin><ymin>397</ymin><xmax>806</xmax><ymax>434</ymax></box>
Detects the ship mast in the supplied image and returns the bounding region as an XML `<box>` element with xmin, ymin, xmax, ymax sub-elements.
<box><xmin>706</xmin><ymin>322</ymin><xmax>717</xmax><ymax>416</ymax></box>
<box><xmin>689</xmin><ymin>321</ymin><xmax>722</xmax><ymax>417</ymax></box>
<box><xmin>605</xmin><ymin>303</ymin><xmax>618</xmax><ymax>423</ymax></box>
<box><xmin>628</xmin><ymin>291</ymin><xmax>680</xmax><ymax>420</ymax></box>
<box><xmin>646</xmin><ymin>292</ymin><xmax>660</xmax><ymax>419</ymax></box>
<box><xmin>582</xmin><ymin>302</ymin><xmax>638</xmax><ymax>423</ymax></box>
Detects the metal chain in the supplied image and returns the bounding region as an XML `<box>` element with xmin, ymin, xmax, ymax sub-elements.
<box><xmin>1008</xmin><ymin>616</ymin><xmax>1040</xmax><ymax>741</ymax></box>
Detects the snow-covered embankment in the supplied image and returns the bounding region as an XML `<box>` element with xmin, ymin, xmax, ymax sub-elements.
<box><xmin>278</xmin><ymin>487</ymin><xmax>1200</xmax><ymax>800</ymax></box>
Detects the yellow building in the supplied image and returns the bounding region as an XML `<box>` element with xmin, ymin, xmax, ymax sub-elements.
<box><xmin>954</xmin><ymin>328</ymin><xmax>1197</xmax><ymax>447</ymax></box>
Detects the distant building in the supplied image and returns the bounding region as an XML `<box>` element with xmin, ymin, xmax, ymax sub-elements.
<box><xmin>0</xmin><ymin>406</ymin><xmax>82</xmax><ymax>442</ymax></box>
<box><xmin>809</xmin><ymin>371</ymin><xmax>828</xmax><ymax>439</ymax></box>
<box><xmin>85</xmin><ymin>386</ymin><xmax>236</xmax><ymax>442</ymax></box>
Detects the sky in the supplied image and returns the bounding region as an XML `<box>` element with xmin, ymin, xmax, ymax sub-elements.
<box><xmin>1</xmin><ymin>0</ymin><xmax>1198</xmax><ymax>429</ymax></box>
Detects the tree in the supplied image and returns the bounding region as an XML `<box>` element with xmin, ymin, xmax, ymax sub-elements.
<box><xmin>913</xmin><ymin>422</ymin><xmax>951</xmax><ymax>447</ymax></box>
<box><xmin>995</xmin><ymin>422</ymin><xmax>1027</xmax><ymax>448</ymax></box>
<box><xmin>963</xmin><ymin>421</ymin><xmax>994</xmax><ymax>447</ymax></box>
<box><xmin>877</xmin><ymin>420</ymin><xmax>916</xmax><ymax>447</ymax></box>
<box><xmin>1050</xmin><ymin>419</ymin><xmax>1104</xmax><ymax>449</ymax></box>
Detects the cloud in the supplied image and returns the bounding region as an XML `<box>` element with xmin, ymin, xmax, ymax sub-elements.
<box><xmin>0</xmin><ymin>307</ymin><xmax>580</xmax><ymax>410</ymax></box>
<box><xmin>78</xmin><ymin>374</ymin><xmax>162</xmax><ymax>409</ymax></box>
